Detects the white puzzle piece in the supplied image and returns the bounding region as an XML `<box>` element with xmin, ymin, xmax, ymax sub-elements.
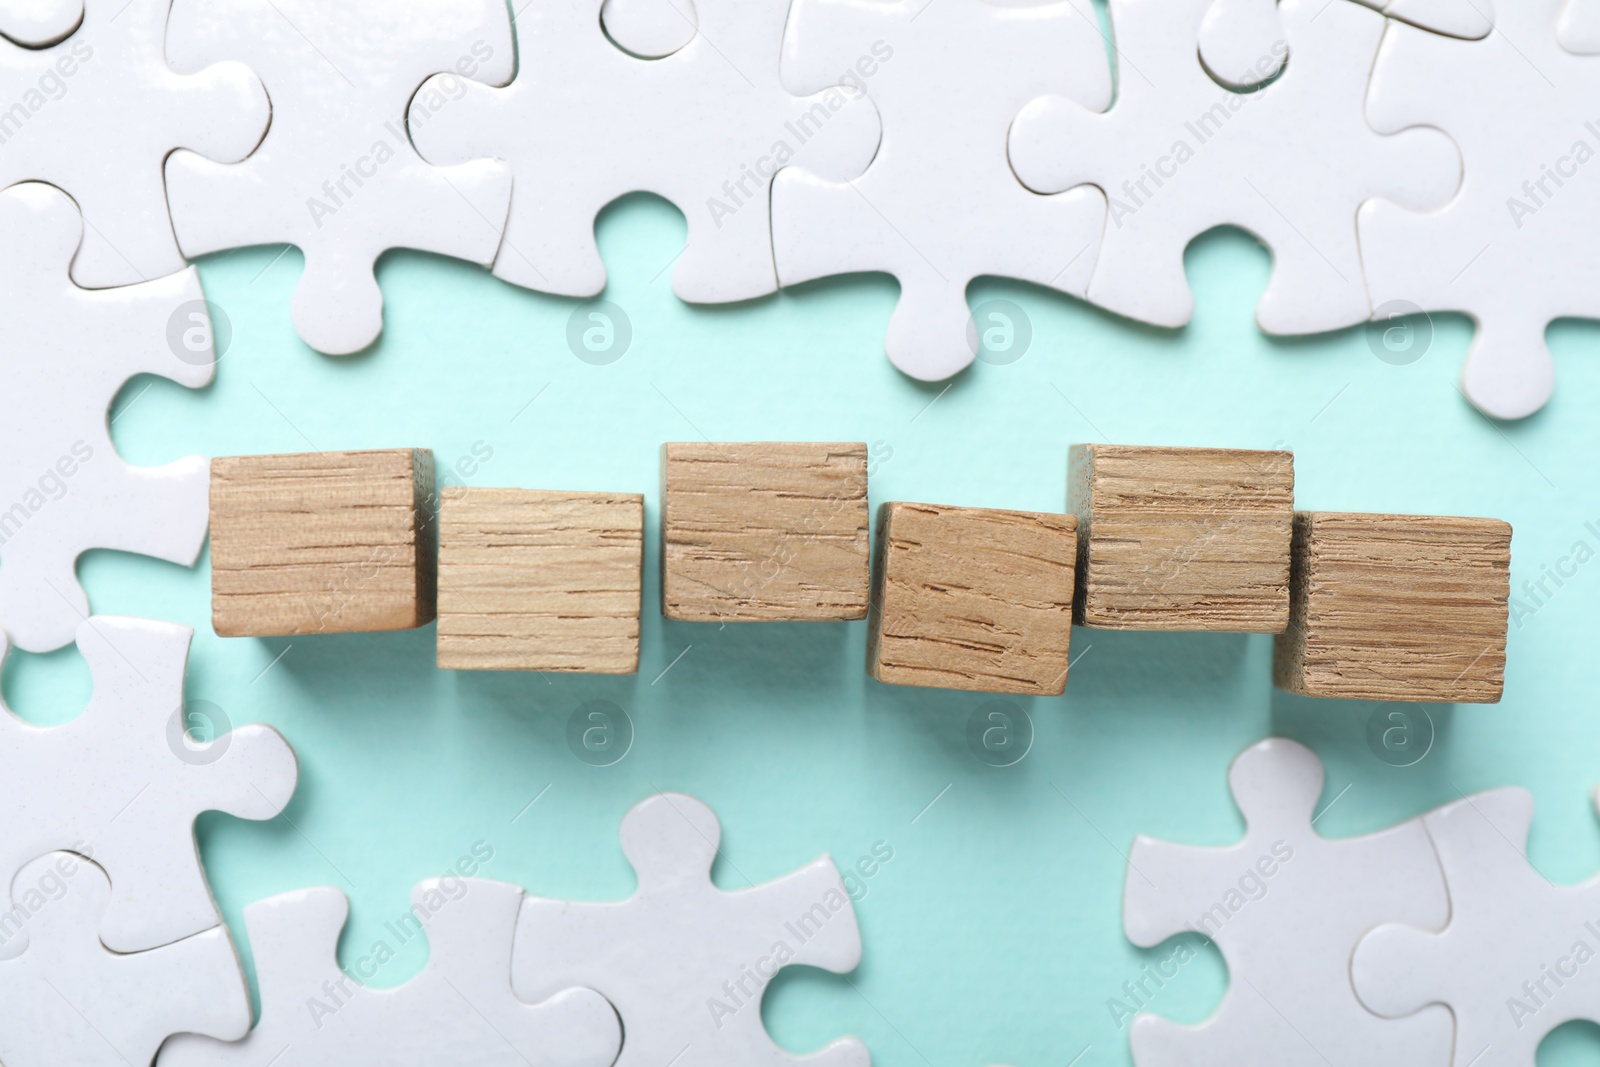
<box><xmin>164</xmin><ymin>0</ymin><xmax>515</xmax><ymax>355</ymax></box>
<box><xmin>601</xmin><ymin>0</ymin><xmax>697</xmax><ymax>58</ymax></box>
<box><xmin>1560</xmin><ymin>0</ymin><xmax>1600</xmax><ymax>52</ymax></box>
<box><xmin>770</xmin><ymin>0</ymin><xmax>1109</xmax><ymax>381</ymax></box>
<box><xmin>0</xmin><ymin>183</ymin><xmax>216</xmax><ymax>653</ymax></box>
<box><xmin>1008</xmin><ymin>0</ymin><xmax>1459</xmax><ymax>336</ymax></box>
<box><xmin>0</xmin><ymin>852</ymin><xmax>250</xmax><ymax>1067</ymax></box>
<box><xmin>0</xmin><ymin>0</ymin><xmax>266</xmax><ymax>288</ymax></box>
<box><xmin>1354</xmin><ymin>786</ymin><xmax>1600</xmax><ymax>1067</ymax></box>
<box><xmin>0</xmin><ymin>0</ymin><xmax>82</xmax><ymax>46</ymax></box>
<box><xmin>1122</xmin><ymin>738</ymin><xmax>1452</xmax><ymax>1067</ymax></box>
<box><xmin>513</xmin><ymin>792</ymin><xmax>869</xmax><ymax>1067</ymax></box>
<box><xmin>1361</xmin><ymin>0</ymin><xmax>1600</xmax><ymax>419</ymax></box>
<box><xmin>160</xmin><ymin>878</ymin><xmax>624</xmax><ymax>1067</ymax></box>
<box><xmin>409</xmin><ymin>0</ymin><xmax>880</xmax><ymax>306</ymax></box>
<box><xmin>1197</xmin><ymin>0</ymin><xmax>1491</xmax><ymax>89</ymax></box>
<box><xmin>0</xmin><ymin>615</ymin><xmax>298</xmax><ymax>952</ymax></box>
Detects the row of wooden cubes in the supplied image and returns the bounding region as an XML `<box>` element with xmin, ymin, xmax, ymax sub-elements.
<box><xmin>208</xmin><ymin>444</ymin><xmax>1511</xmax><ymax>703</ymax></box>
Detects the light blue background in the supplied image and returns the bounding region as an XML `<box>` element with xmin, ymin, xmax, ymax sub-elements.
<box><xmin>8</xmin><ymin>195</ymin><xmax>1600</xmax><ymax>1064</ymax></box>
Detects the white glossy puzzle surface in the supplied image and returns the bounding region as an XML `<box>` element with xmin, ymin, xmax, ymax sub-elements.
<box><xmin>0</xmin><ymin>3</ymin><xmax>1585</xmax><ymax>1064</ymax></box>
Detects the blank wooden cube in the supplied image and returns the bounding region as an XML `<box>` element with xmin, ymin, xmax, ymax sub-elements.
<box><xmin>867</xmin><ymin>502</ymin><xmax>1077</xmax><ymax>696</ymax></box>
<box><xmin>661</xmin><ymin>442</ymin><xmax>870</xmax><ymax>622</ymax></box>
<box><xmin>1070</xmin><ymin>443</ymin><xmax>1293</xmax><ymax>632</ymax></box>
<box><xmin>1274</xmin><ymin>512</ymin><xmax>1511</xmax><ymax>703</ymax></box>
<box><xmin>211</xmin><ymin>449</ymin><xmax>435</xmax><ymax>637</ymax></box>
<box><xmin>436</xmin><ymin>488</ymin><xmax>643</xmax><ymax>673</ymax></box>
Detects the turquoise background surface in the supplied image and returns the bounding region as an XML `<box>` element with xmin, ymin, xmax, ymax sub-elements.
<box><xmin>7</xmin><ymin>195</ymin><xmax>1600</xmax><ymax>1064</ymax></box>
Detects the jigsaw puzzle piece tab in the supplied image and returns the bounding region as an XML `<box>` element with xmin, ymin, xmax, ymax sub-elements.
<box><xmin>1353</xmin><ymin>786</ymin><xmax>1535</xmax><ymax>1023</ymax></box>
<box><xmin>0</xmin><ymin>183</ymin><xmax>216</xmax><ymax>652</ymax></box>
<box><xmin>0</xmin><ymin>852</ymin><xmax>248</xmax><ymax>1067</ymax></box>
<box><xmin>1199</xmin><ymin>0</ymin><xmax>1491</xmax><ymax>89</ymax></box>
<box><xmin>90</xmin><ymin>723</ymin><xmax>298</xmax><ymax>953</ymax></box>
<box><xmin>165</xmin><ymin>0</ymin><xmax>514</xmax><ymax>354</ymax></box>
<box><xmin>774</xmin><ymin>0</ymin><xmax>1109</xmax><ymax>380</ymax></box>
<box><xmin>1360</xmin><ymin>0</ymin><xmax>1594</xmax><ymax>418</ymax></box>
<box><xmin>412</xmin><ymin>0</ymin><xmax>880</xmax><ymax>307</ymax></box>
<box><xmin>1124</xmin><ymin>740</ymin><xmax>1325</xmax><ymax>948</ymax></box>
<box><xmin>513</xmin><ymin>793</ymin><xmax>866</xmax><ymax>1067</ymax></box>
<box><xmin>0</xmin><ymin>0</ymin><xmax>81</xmax><ymax>46</ymax></box>
<box><xmin>1345</xmin><ymin>785</ymin><xmax>1600</xmax><ymax>1067</ymax></box>
<box><xmin>1012</xmin><ymin>0</ymin><xmax>1457</xmax><ymax>336</ymax></box>
<box><xmin>162</xmin><ymin>878</ymin><xmax>621</xmax><ymax>1067</ymax></box>
<box><xmin>1561</xmin><ymin>0</ymin><xmax>1600</xmax><ymax>51</ymax></box>
<box><xmin>0</xmin><ymin>617</ymin><xmax>298</xmax><ymax>952</ymax></box>
<box><xmin>1197</xmin><ymin>0</ymin><xmax>1290</xmax><ymax>88</ymax></box>
<box><xmin>0</xmin><ymin>0</ymin><xmax>268</xmax><ymax>288</ymax></box>
<box><xmin>1125</xmin><ymin>739</ymin><xmax>1451</xmax><ymax>1067</ymax></box>
<box><xmin>601</xmin><ymin>0</ymin><xmax>697</xmax><ymax>57</ymax></box>
<box><xmin>1383</xmin><ymin>0</ymin><xmax>1493</xmax><ymax>38</ymax></box>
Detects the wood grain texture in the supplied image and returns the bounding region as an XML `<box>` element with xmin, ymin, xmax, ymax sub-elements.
<box><xmin>436</xmin><ymin>488</ymin><xmax>643</xmax><ymax>673</ymax></box>
<box><xmin>661</xmin><ymin>442</ymin><xmax>870</xmax><ymax>622</ymax></box>
<box><xmin>1273</xmin><ymin>512</ymin><xmax>1511</xmax><ymax>703</ymax></box>
<box><xmin>1069</xmin><ymin>443</ymin><xmax>1293</xmax><ymax>632</ymax></box>
<box><xmin>867</xmin><ymin>502</ymin><xmax>1077</xmax><ymax>696</ymax></box>
<box><xmin>210</xmin><ymin>449</ymin><xmax>435</xmax><ymax>637</ymax></box>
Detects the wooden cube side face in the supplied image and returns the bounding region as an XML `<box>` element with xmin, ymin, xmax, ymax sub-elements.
<box><xmin>867</xmin><ymin>503</ymin><xmax>1077</xmax><ymax>696</ymax></box>
<box><xmin>661</xmin><ymin>442</ymin><xmax>869</xmax><ymax>622</ymax></box>
<box><xmin>210</xmin><ymin>450</ymin><xmax>436</xmax><ymax>637</ymax></box>
<box><xmin>1274</xmin><ymin>513</ymin><xmax>1511</xmax><ymax>703</ymax></box>
<box><xmin>1070</xmin><ymin>444</ymin><xmax>1293</xmax><ymax>633</ymax></box>
<box><xmin>437</xmin><ymin>489</ymin><xmax>643</xmax><ymax>673</ymax></box>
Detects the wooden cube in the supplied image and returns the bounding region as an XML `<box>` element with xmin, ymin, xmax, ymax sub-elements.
<box><xmin>1069</xmin><ymin>443</ymin><xmax>1294</xmax><ymax>632</ymax></box>
<box><xmin>1274</xmin><ymin>512</ymin><xmax>1511</xmax><ymax>703</ymax></box>
<box><xmin>436</xmin><ymin>488</ymin><xmax>643</xmax><ymax>673</ymax></box>
<box><xmin>210</xmin><ymin>449</ymin><xmax>435</xmax><ymax>637</ymax></box>
<box><xmin>867</xmin><ymin>502</ymin><xmax>1077</xmax><ymax>695</ymax></box>
<box><xmin>661</xmin><ymin>442</ymin><xmax>870</xmax><ymax>622</ymax></box>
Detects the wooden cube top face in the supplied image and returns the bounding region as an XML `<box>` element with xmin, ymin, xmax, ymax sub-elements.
<box><xmin>662</xmin><ymin>442</ymin><xmax>869</xmax><ymax>622</ymax></box>
<box><xmin>868</xmin><ymin>502</ymin><xmax>1077</xmax><ymax>696</ymax></box>
<box><xmin>1070</xmin><ymin>444</ymin><xmax>1294</xmax><ymax>632</ymax></box>
<box><xmin>437</xmin><ymin>488</ymin><xmax>644</xmax><ymax>674</ymax></box>
<box><xmin>210</xmin><ymin>449</ymin><xmax>435</xmax><ymax>637</ymax></box>
<box><xmin>1275</xmin><ymin>512</ymin><xmax>1511</xmax><ymax>703</ymax></box>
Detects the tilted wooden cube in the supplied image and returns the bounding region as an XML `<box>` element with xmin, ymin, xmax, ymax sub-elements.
<box><xmin>1069</xmin><ymin>443</ymin><xmax>1294</xmax><ymax>632</ymax></box>
<box><xmin>661</xmin><ymin>442</ymin><xmax>870</xmax><ymax>622</ymax></box>
<box><xmin>867</xmin><ymin>502</ymin><xmax>1077</xmax><ymax>695</ymax></box>
<box><xmin>210</xmin><ymin>449</ymin><xmax>435</xmax><ymax>637</ymax></box>
<box><xmin>1274</xmin><ymin>512</ymin><xmax>1511</xmax><ymax>703</ymax></box>
<box><xmin>436</xmin><ymin>488</ymin><xmax>643</xmax><ymax>673</ymax></box>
